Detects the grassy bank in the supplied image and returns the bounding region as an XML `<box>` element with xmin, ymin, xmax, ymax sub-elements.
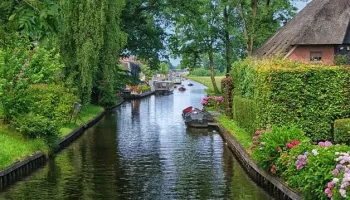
<box><xmin>59</xmin><ymin>105</ymin><xmax>104</xmax><ymax>137</ymax></box>
<box><xmin>216</xmin><ymin>115</ymin><xmax>252</xmax><ymax>150</ymax></box>
<box><xmin>189</xmin><ymin>76</ymin><xmax>224</xmax><ymax>95</ymax></box>
<box><xmin>0</xmin><ymin>104</ymin><xmax>103</xmax><ymax>170</ymax></box>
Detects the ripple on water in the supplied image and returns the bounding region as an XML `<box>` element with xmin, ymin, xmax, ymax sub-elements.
<box><xmin>0</xmin><ymin>81</ymin><xmax>272</xmax><ymax>200</ymax></box>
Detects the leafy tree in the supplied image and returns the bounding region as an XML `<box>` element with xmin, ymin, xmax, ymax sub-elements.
<box><xmin>60</xmin><ymin>0</ymin><xmax>127</xmax><ymax>104</ymax></box>
<box><xmin>121</xmin><ymin>0</ymin><xmax>167</xmax><ymax>70</ymax></box>
<box><xmin>171</xmin><ymin>0</ymin><xmax>222</xmax><ymax>94</ymax></box>
<box><xmin>1</xmin><ymin>0</ymin><xmax>59</xmax><ymax>44</ymax></box>
<box><xmin>236</xmin><ymin>0</ymin><xmax>301</xmax><ymax>55</ymax></box>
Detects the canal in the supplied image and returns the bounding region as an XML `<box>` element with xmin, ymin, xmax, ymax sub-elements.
<box><xmin>0</xmin><ymin>81</ymin><xmax>271</xmax><ymax>200</ymax></box>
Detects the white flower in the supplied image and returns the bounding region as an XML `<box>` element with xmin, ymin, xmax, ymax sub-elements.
<box><xmin>312</xmin><ymin>149</ymin><xmax>318</xmax><ymax>156</ymax></box>
<box><xmin>336</xmin><ymin>152</ymin><xmax>340</xmax><ymax>155</ymax></box>
<box><xmin>333</xmin><ymin>178</ymin><xmax>340</xmax><ymax>183</ymax></box>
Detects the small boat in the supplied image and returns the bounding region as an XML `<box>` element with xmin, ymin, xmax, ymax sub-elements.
<box><xmin>178</xmin><ymin>86</ymin><xmax>186</xmax><ymax>91</ymax></box>
<box><xmin>182</xmin><ymin>106</ymin><xmax>214</xmax><ymax>128</ymax></box>
<box><xmin>174</xmin><ymin>85</ymin><xmax>177</xmax><ymax>88</ymax></box>
<box><xmin>188</xmin><ymin>83</ymin><xmax>193</xmax><ymax>86</ymax></box>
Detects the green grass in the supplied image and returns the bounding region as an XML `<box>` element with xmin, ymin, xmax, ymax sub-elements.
<box><xmin>216</xmin><ymin>114</ymin><xmax>252</xmax><ymax>150</ymax></box>
<box><xmin>0</xmin><ymin>127</ymin><xmax>49</xmax><ymax>170</ymax></box>
<box><xmin>189</xmin><ymin>76</ymin><xmax>224</xmax><ymax>95</ymax></box>
<box><xmin>59</xmin><ymin>104</ymin><xmax>104</xmax><ymax>137</ymax></box>
<box><xmin>0</xmin><ymin>104</ymin><xmax>103</xmax><ymax>170</ymax></box>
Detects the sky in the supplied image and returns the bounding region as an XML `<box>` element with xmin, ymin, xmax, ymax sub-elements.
<box><xmin>169</xmin><ymin>0</ymin><xmax>311</xmax><ymax>66</ymax></box>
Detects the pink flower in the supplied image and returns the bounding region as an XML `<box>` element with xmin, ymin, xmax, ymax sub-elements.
<box><xmin>270</xmin><ymin>165</ymin><xmax>276</xmax><ymax>174</ymax></box>
<box><xmin>332</xmin><ymin>169</ymin><xmax>339</xmax><ymax>175</ymax></box>
<box><xmin>325</xmin><ymin>188</ymin><xmax>331</xmax><ymax>194</ymax></box>
<box><xmin>328</xmin><ymin>182</ymin><xmax>335</xmax><ymax>188</ymax></box>
<box><xmin>292</xmin><ymin>140</ymin><xmax>300</xmax><ymax>146</ymax></box>
<box><xmin>318</xmin><ymin>142</ymin><xmax>325</xmax><ymax>147</ymax></box>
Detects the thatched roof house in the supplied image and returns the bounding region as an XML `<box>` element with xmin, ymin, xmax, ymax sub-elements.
<box><xmin>255</xmin><ymin>0</ymin><xmax>350</xmax><ymax>64</ymax></box>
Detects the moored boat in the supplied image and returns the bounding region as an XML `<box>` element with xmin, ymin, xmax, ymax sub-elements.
<box><xmin>182</xmin><ymin>106</ymin><xmax>214</xmax><ymax>128</ymax></box>
<box><xmin>178</xmin><ymin>86</ymin><xmax>186</xmax><ymax>91</ymax></box>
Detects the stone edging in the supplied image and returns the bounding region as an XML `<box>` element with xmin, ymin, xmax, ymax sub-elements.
<box><xmin>216</xmin><ymin>123</ymin><xmax>302</xmax><ymax>200</ymax></box>
<box><xmin>0</xmin><ymin>101</ymin><xmax>124</xmax><ymax>190</ymax></box>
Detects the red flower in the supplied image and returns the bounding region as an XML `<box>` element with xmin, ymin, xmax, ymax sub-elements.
<box><xmin>292</xmin><ymin>140</ymin><xmax>300</xmax><ymax>146</ymax></box>
<box><xmin>270</xmin><ymin>165</ymin><xmax>276</xmax><ymax>174</ymax></box>
<box><xmin>286</xmin><ymin>143</ymin><xmax>294</xmax><ymax>149</ymax></box>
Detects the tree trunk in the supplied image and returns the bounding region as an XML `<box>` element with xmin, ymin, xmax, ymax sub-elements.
<box><xmin>223</xmin><ymin>5</ymin><xmax>231</xmax><ymax>74</ymax></box>
<box><xmin>238</xmin><ymin>0</ymin><xmax>252</xmax><ymax>56</ymax></box>
<box><xmin>250</xmin><ymin>0</ymin><xmax>258</xmax><ymax>54</ymax></box>
<box><xmin>208</xmin><ymin>48</ymin><xmax>220</xmax><ymax>94</ymax></box>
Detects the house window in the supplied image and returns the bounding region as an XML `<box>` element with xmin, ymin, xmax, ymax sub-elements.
<box><xmin>310</xmin><ymin>51</ymin><xmax>322</xmax><ymax>61</ymax></box>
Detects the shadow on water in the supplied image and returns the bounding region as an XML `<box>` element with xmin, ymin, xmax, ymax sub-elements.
<box><xmin>0</xmin><ymin>80</ymin><xmax>272</xmax><ymax>200</ymax></box>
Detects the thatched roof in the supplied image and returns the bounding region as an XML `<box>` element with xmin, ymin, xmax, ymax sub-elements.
<box><xmin>255</xmin><ymin>0</ymin><xmax>350</xmax><ymax>58</ymax></box>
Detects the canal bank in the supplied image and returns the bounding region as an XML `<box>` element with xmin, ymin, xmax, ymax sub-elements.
<box><xmin>0</xmin><ymin>81</ymin><xmax>271</xmax><ymax>199</ymax></box>
<box><xmin>0</xmin><ymin>100</ymin><xmax>124</xmax><ymax>190</ymax></box>
<box><xmin>214</xmin><ymin>122</ymin><xmax>302</xmax><ymax>200</ymax></box>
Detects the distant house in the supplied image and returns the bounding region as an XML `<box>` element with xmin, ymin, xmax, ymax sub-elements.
<box><xmin>255</xmin><ymin>0</ymin><xmax>350</xmax><ymax>65</ymax></box>
<box><xmin>120</xmin><ymin>57</ymin><xmax>141</xmax><ymax>78</ymax></box>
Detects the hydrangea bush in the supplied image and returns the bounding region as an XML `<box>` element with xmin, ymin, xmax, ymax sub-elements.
<box><xmin>201</xmin><ymin>96</ymin><xmax>224</xmax><ymax>109</ymax></box>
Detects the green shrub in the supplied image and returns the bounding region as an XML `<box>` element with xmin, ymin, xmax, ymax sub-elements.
<box><xmin>231</xmin><ymin>58</ymin><xmax>350</xmax><ymax>141</ymax></box>
<box><xmin>334</xmin><ymin>118</ymin><xmax>350</xmax><ymax>144</ymax></box>
<box><xmin>27</xmin><ymin>84</ymin><xmax>78</xmax><ymax>125</ymax></box>
<box><xmin>221</xmin><ymin>76</ymin><xmax>233</xmax><ymax>117</ymax></box>
<box><xmin>280</xmin><ymin>143</ymin><xmax>350</xmax><ymax>200</ymax></box>
<box><xmin>12</xmin><ymin>113</ymin><xmax>59</xmax><ymax>140</ymax></box>
<box><xmin>137</xmin><ymin>84</ymin><xmax>151</xmax><ymax>93</ymax></box>
<box><xmin>334</xmin><ymin>54</ymin><xmax>348</xmax><ymax>66</ymax></box>
<box><xmin>231</xmin><ymin>58</ymin><xmax>255</xmax><ymax>99</ymax></box>
<box><xmin>190</xmin><ymin>68</ymin><xmax>224</xmax><ymax>76</ymax></box>
<box><xmin>233</xmin><ymin>96</ymin><xmax>256</xmax><ymax>134</ymax></box>
<box><xmin>251</xmin><ymin>126</ymin><xmax>306</xmax><ymax>172</ymax></box>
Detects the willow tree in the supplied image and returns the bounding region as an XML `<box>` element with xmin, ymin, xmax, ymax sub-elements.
<box><xmin>60</xmin><ymin>0</ymin><xmax>127</xmax><ymax>104</ymax></box>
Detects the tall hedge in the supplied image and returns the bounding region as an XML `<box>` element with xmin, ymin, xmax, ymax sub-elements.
<box><xmin>231</xmin><ymin>59</ymin><xmax>350</xmax><ymax>141</ymax></box>
<box><xmin>233</xmin><ymin>96</ymin><xmax>256</xmax><ymax>135</ymax></box>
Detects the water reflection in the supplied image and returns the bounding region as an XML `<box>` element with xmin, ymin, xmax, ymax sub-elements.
<box><xmin>0</xmin><ymin>80</ymin><xmax>271</xmax><ymax>200</ymax></box>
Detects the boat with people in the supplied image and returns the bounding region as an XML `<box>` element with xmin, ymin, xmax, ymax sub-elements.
<box><xmin>188</xmin><ymin>83</ymin><xmax>193</xmax><ymax>86</ymax></box>
<box><xmin>182</xmin><ymin>106</ymin><xmax>214</xmax><ymax>128</ymax></box>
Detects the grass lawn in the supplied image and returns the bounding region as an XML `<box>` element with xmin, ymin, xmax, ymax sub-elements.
<box><xmin>216</xmin><ymin>115</ymin><xmax>252</xmax><ymax>151</ymax></box>
<box><xmin>0</xmin><ymin>127</ymin><xmax>48</xmax><ymax>170</ymax></box>
<box><xmin>59</xmin><ymin>104</ymin><xmax>104</xmax><ymax>137</ymax></box>
<box><xmin>189</xmin><ymin>76</ymin><xmax>224</xmax><ymax>95</ymax></box>
<box><xmin>0</xmin><ymin>104</ymin><xmax>103</xmax><ymax>170</ymax></box>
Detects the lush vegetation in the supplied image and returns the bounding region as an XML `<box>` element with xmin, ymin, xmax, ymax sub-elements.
<box><xmin>201</xmin><ymin>96</ymin><xmax>224</xmax><ymax>111</ymax></box>
<box><xmin>59</xmin><ymin>105</ymin><xmax>104</xmax><ymax>137</ymax></box>
<box><xmin>189</xmin><ymin>76</ymin><xmax>224</xmax><ymax>95</ymax></box>
<box><xmin>216</xmin><ymin>115</ymin><xmax>252</xmax><ymax>150</ymax></box>
<box><xmin>334</xmin><ymin>119</ymin><xmax>350</xmax><ymax>144</ymax></box>
<box><xmin>215</xmin><ymin>57</ymin><xmax>350</xmax><ymax>200</ymax></box>
<box><xmin>231</xmin><ymin>58</ymin><xmax>350</xmax><ymax>141</ymax></box>
<box><xmin>0</xmin><ymin>127</ymin><xmax>48</xmax><ymax>170</ymax></box>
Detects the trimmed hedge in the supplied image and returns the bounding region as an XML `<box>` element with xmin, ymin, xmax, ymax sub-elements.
<box><xmin>231</xmin><ymin>58</ymin><xmax>350</xmax><ymax>141</ymax></box>
<box><xmin>334</xmin><ymin>118</ymin><xmax>350</xmax><ymax>144</ymax></box>
<box><xmin>233</xmin><ymin>96</ymin><xmax>256</xmax><ymax>135</ymax></box>
<box><xmin>221</xmin><ymin>76</ymin><xmax>233</xmax><ymax>117</ymax></box>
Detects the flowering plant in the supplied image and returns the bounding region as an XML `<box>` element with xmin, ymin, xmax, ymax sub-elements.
<box><xmin>251</xmin><ymin>126</ymin><xmax>305</xmax><ymax>174</ymax></box>
<box><xmin>201</xmin><ymin>96</ymin><xmax>224</xmax><ymax>109</ymax></box>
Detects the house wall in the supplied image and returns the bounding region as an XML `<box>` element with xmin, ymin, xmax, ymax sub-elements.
<box><xmin>288</xmin><ymin>45</ymin><xmax>335</xmax><ymax>65</ymax></box>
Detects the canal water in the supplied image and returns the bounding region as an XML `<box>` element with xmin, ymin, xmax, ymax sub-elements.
<box><xmin>0</xmin><ymin>81</ymin><xmax>272</xmax><ymax>200</ymax></box>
